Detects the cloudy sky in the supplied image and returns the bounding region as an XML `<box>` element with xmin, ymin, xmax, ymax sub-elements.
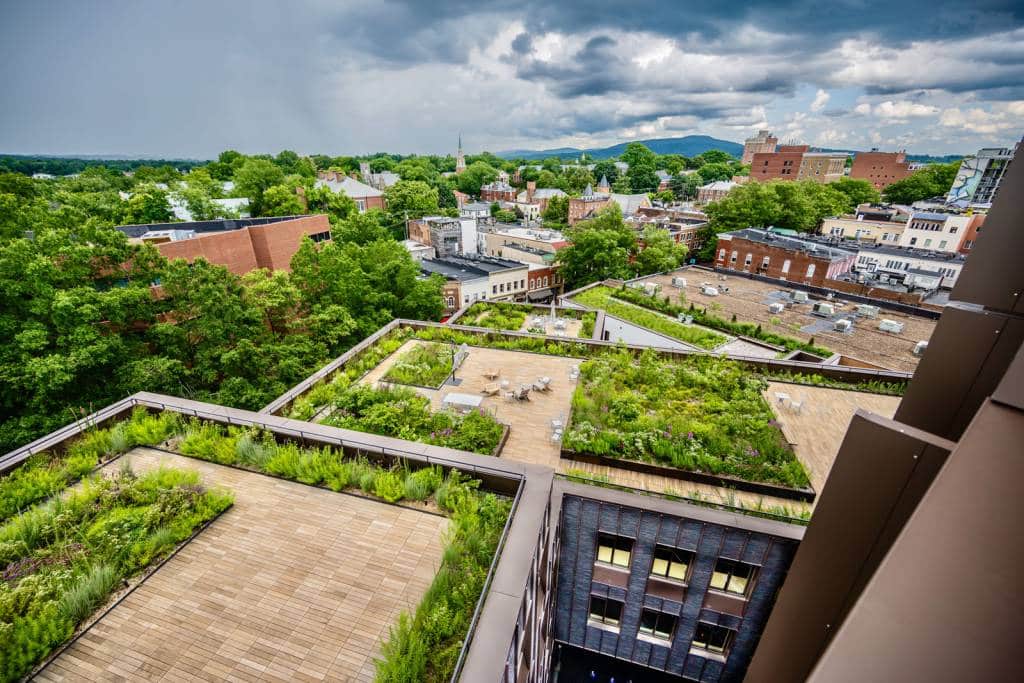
<box><xmin>1</xmin><ymin>1</ymin><xmax>1022</xmax><ymax>158</ymax></box>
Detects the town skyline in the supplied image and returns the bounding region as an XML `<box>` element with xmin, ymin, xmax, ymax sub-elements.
<box><xmin>1</xmin><ymin>1</ymin><xmax>1022</xmax><ymax>158</ymax></box>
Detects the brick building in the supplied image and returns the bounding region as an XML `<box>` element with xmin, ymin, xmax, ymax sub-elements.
<box><xmin>958</xmin><ymin>213</ymin><xmax>986</xmax><ymax>253</ymax></box>
<box><xmin>480</xmin><ymin>181</ymin><xmax>517</xmax><ymax>202</ymax></box>
<box><xmin>119</xmin><ymin>215</ymin><xmax>331</xmax><ymax>276</ymax></box>
<box><xmin>407</xmin><ymin>216</ymin><xmax>465</xmax><ymax>257</ymax></box>
<box><xmin>714</xmin><ymin>228</ymin><xmax>856</xmax><ymax>286</ymax></box>
<box><xmin>849</xmin><ymin>150</ymin><xmax>912</xmax><ymax>190</ymax></box>
<box><xmin>751</xmin><ymin>146</ymin><xmax>846</xmax><ymax>183</ymax></box>
<box><xmin>697</xmin><ymin>180</ymin><xmax>738</xmax><ymax>204</ymax></box>
<box><xmin>741</xmin><ymin>129</ymin><xmax>778</xmax><ymax>164</ymax></box>
<box><xmin>569</xmin><ymin>184</ymin><xmax>612</xmax><ymax>225</ymax></box>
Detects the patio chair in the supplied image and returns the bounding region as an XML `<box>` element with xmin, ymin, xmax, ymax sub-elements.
<box><xmin>483</xmin><ymin>369</ymin><xmax>500</xmax><ymax>380</ymax></box>
<box><xmin>481</xmin><ymin>383</ymin><xmax>501</xmax><ymax>396</ymax></box>
<box><xmin>789</xmin><ymin>396</ymin><xmax>804</xmax><ymax>415</ymax></box>
<box><xmin>516</xmin><ymin>385</ymin><xmax>532</xmax><ymax>401</ymax></box>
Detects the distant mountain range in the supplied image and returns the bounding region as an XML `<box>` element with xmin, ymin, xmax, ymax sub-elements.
<box><xmin>498</xmin><ymin>136</ymin><xmax>963</xmax><ymax>164</ymax></box>
<box><xmin>498</xmin><ymin>135</ymin><xmax>744</xmax><ymax>160</ymax></box>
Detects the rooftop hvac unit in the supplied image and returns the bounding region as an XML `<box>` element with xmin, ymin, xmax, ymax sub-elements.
<box><xmin>671</xmin><ymin>277</ymin><xmax>687</xmax><ymax>288</ymax></box>
<box><xmin>677</xmin><ymin>314</ymin><xmax>694</xmax><ymax>324</ymax></box>
<box><xmin>700</xmin><ymin>285</ymin><xmax>719</xmax><ymax>296</ymax></box>
<box><xmin>643</xmin><ymin>282</ymin><xmax>661</xmax><ymax>295</ymax></box>
<box><xmin>878</xmin><ymin>273</ymin><xmax>890</xmax><ymax>283</ymax></box>
<box><xmin>879</xmin><ymin>319</ymin><xmax>904</xmax><ymax>334</ymax></box>
<box><xmin>913</xmin><ymin>340</ymin><xmax>929</xmax><ymax>356</ymax></box>
<box><xmin>834</xmin><ymin>318</ymin><xmax>852</xmax><ymax>332</ymax></box>
<box><xmin>812</xmin><ymin>302</ymin><xmax>835</xmax><ymax>317</ymax></box>
<box><xmin>769</xmin><ymin>302</ymin><xmax>785</xmax><ymax>314</ymax></box>
<box><xmin>792</xmin><ymin>291</ymin><xmax>809</xmax><ymax>303</ymax></box>
<box><xmin>857</xmin><ymin>304</ymin><xmax>880</xmax><ymax>318</ymax></box>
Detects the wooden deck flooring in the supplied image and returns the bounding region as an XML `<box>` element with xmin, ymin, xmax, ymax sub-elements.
<box><xmin>38</xmin><ymin>448</ymin><xmax>448</xmax><ymax>683</ymax></box>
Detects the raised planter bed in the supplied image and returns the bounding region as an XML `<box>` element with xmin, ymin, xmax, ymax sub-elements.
<box><xmin>560</xmin><ymin>447</ymin><xmax>816</xmax><ymax>503</ymax></box>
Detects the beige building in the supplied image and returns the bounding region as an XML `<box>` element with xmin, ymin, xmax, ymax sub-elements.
<box><xmin>820</xmin><ymin>216</ymin><xmax>906</xmax><ymax>245</ymax></box>
<box><xmin>799</xmin><ymin>153</ymin><xmax>847</xmax><ymax>183</ymax></box>
<box><xmin>483</xmin><ymin>227</ymin><xmax>567</xmax><ymax>266</ymax></box>
<box><xmin>742</xmin><ymin>129</ymin><xmax>778</xmax><ymax>164</ymax></box>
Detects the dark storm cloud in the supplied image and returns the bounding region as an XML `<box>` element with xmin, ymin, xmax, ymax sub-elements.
<box><xmin>0</xmin><ymin>0</ymin><xmax>1021</xmax><ymax>156</ymax></box>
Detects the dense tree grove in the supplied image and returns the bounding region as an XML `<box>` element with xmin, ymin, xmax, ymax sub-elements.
<box><xmin>0</xmin><ymin>168</ymin><xmax>444</xmax><ymax>452</ymax></box>
<box><xmin>882</xmin><ymin>161</ymin><xmax>960</xmax><ymax>204</ymax></box>
<box><xmin>556</xmin><ymin>204</ymin><xmax>687</xmax><ymax>289</ymax></box>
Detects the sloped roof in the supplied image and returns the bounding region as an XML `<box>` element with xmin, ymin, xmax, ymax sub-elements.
<box><xmin>315</xmin><ymin>176</ymin><xmax>383</xmax><ymax>198</ymax></box>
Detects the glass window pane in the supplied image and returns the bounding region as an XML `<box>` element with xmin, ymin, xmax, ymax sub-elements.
<box><xmin>710</xmin><ymin>571</ymin><xmax>728</xmax><ymax>590</ymax></box>
<box><xmin>727</xmin><ymin>574</ymin><xmax>749</xmax><ymax>595</ymax></box>
<box><xmin>597</xmin><ymin>545</ymin><xmax>612</xmax><ymax>563</ymax></box>
<box><xmin>607</xmin><ymin>600</ymin><xmax>622</xmax><ymax>623</ymax></box>
<box><xmin>652</xmin><ymin>557</ymin><xmax>669</xmax><ymax>575</ymax></box>
<box><xmin>589</xmin><ymin>596</ymin><xmax>604</xmax><ymax>620</ymax></box>
<box><xmin>693</xmin><ymin>624</ymin><xmax>709</xmax><ymax>648</ymax></box>
<box><xmin>613</xmin><ymin>548</ymin><xmax>630</xmax><ymax>566</ymax></box>
<box><xmin>640</xmin><ymin>610</ymin><xmax>657</xmax><ymax>634</ymax></box>
<box><xmin>668</xmin><ymin>560</ymin><xmax>687</xmax><ymax>581</ymax></box>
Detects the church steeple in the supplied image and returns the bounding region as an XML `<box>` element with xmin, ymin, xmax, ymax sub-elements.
<box><xmin>456</xmin><ymin>133</ymin><xmax>466</xmax><ymax>173</ymax></box>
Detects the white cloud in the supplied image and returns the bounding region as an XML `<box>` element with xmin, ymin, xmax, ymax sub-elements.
<box><xmin>939</xmin><ymin>106</ymin><xmax>1022</xmax><ymax>134</ymax></box>
<box><xmin>810</xmin><ymin>89</ymin><xmax>830</xmax><ymax>112</ymax></box>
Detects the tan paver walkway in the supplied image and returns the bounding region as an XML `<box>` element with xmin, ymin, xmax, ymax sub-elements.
<box><xmin>764</xmin><ymin>382</ymin><xmax>902</xmax><ymax>493</ymax></box>
<box><xmin>39</xmin><ymin>448</ymin><xmax>447</xmax><ymax>683</ymax></box>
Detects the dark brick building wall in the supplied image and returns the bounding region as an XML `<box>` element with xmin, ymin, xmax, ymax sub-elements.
<box><xmin>714</xmin><ymin>235</ymin><xmax>855</xmax><ymax>286</ymax></box>
<box><xmin>750</xmin><ymin>145</ymin><xmax>808</xmax><ymax>182</ymax></box>
<box><xmin>850</xmin><ymin>151</ymin><xmax>912</xmax><ymax>190</ymax></box>
<box><xmin>554</xmin><ymin>495</ymin><xmax>798</xmax><ymax>682</ymax></box>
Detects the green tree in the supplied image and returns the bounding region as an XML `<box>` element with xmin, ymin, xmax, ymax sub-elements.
<box><xmin>882</xmin><ymin>162</ymin><xmax>960</xmax><ymax>204</ymax></box>
<box><xmin>456</xmin><ymin>161</ymin><xmax>498</xmax><ymax>195</ymax></box>
<box><xmin>620</xmin><ymin>143</ymin><xmax>657</xmax><ymax>170</ymax></box>
<box><xmin>542</xmin><ymin>195</ymin><xmax>569</xmax><ymax>226</ymax></box>
<box><xmin>304</xmin><ymin>183</ymin><xmax>357</xmax><ymax>222</ymax></box>
<box><xmin>669</xmin><ymin>173</ymin><xmax>701</xmax><ymax>201</ymax></box>
<box><xmin>635</xmin><ymin>226</ymin><xmax>688</xmax><ymax>275</ymax></box>
<box><xmin>536</xmin><ymin>170</ymin><xmax>560</xmax><ymax>188</ymax></box>
<box><xmin>592</xmin><ymin>160</ymin><xmax>620</xmax><ymax>186</ymax></box>
<box><xmin>561</xmin><ymin>166</ymin><xmax>595</xmax><ymax>194</ymax></box>
<box><xmin>831</xmin><ymin>177</ymin><xmax>881</xmax><ymax>209</ymax></box>
<box><xmin>494</xmin><ymin>209</ymin><xmax>517</xmax><ymax>223</ymax></box>
<box><xmin>123</xmin><ymin>183</ymin><xmax>172</xmax><ymax>224</ymax></box>
<box><xmin>234</xmin><ymin>159</ymin><xmax>285</xmax><ymax>216</ymax></box>
<box><xmin>658</xmin><ymin>154</ymin><xmax>688</xmax><ymax>175</ymax></box>
<box><xmin>331</xmin><ymin>210</ymin><xmax>390</xmax><ymax>244</ymax></box>
<box><xmin>556</xmin><ymin>204</ymin><xmax>636</xmax><ymax>288</ymax></box>
<box><xmin>261</xmin><ymin>184</ymin><xmax>306</xmax><ymax>217</ymax></box>
<box><xmin>693</xmin><ymin>149</ymin><xmax>735</xmax><ymax>165</ymax></box>
<box><xmin>384</xmin><ymin>180</ymin><xmax>439</xmax><ymax>239</ymax></box>
<box><xmin>696</xmin><ymin>162</ymin><xmax>733</xmax><ymax>184</ymax></box>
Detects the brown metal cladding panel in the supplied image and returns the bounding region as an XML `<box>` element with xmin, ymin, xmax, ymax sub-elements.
<box><xmin>949</xmin><ymin>149</ymin><xmax>1024</xmax><ymax>315</ymax></box>
<box><xmin>991</xmin><ymin>341</ymin><xmax>1024</xmax><ymax>411</ymax></box>
<box><xmin>745</xmin><ymin>412</ymin><xmax>953</xmax><ymax>683</ymax></box>
<box><xmin>645</xmin><ymin>577</ymin><xmax>687</xmax><ymax>603</ymax></box>
<box><xmin>895</xmin><ymin>306</ymin><xmax>1024</xmax><ymax>440</ymax></box>
<box><xmin>701</xmin><ymin>591</ymin><xmax>746</xmax><ymax>619</ymax></box>
<box><xmin>808</xmin><ymin>400</ymin><xmax>1024</xmax><ymax>682</ymax></box>
<box><xmin>592</xmin><ymin>563</ymin><xmax>630</xmax><ymax>589</ymax></box>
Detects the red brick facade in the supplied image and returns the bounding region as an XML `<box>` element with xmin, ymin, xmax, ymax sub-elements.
<box><xmin>850</xmin><ymin>151</ymin><xmax>912</xmax><ymax>190</ymax></box>
<box><xmin>155</xmin><ymin>215</ymin><xmax>331</xmax><ymax>275</ymax></box>
<box><xmin>480</xmin><ymin>186</ymin><xmax>517</xmax><ymax>202</ymax></box>
<box><xmin>958</xmin><ymin>214</ymin><xmax>986</xmax><ymax>254</ymax></box>
<box><xmin>568</xmin><ymin>195</ymin><xmax>611</xmax><ymax>225</ymax></box>
<box><xmin>751</xmin><ymin>145</ymin><xmax>808</xmax><ymax>182</ymax></box>
<box><xmin>713</xmin><ymin>234</ymin><xmax>855</xmax><ymax>286</ymax></box>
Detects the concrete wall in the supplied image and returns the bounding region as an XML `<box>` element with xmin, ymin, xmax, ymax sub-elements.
<box><xmin>600</xmin><ymin>314</ymin><xmax>696</xmax><ymax>351</ymax></box>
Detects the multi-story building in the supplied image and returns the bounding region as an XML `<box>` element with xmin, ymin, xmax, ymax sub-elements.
<box><xmin>516</xmin><ymin>182</ymin><xmax>568</xmax><ymax>214</ymax></box>
<box><xmin>569</xmin><ymin>184</ymin><xmax>613</xmax><ymax>225</ymax></box>
<box><xmin>314</xmin><ymin>172</ymin><xmax>386</xmax><ymax>212</ymax></box>
<box><xmin>798</xmin><ymin>152</ymin><xmax>847</xmax><ymax>183</ymax></box>
<box><xmin>741</xmin><ymin>129</ymin><xmax>778</xmax><ymax>164</ymax></box>
<box><xmin>629</xmin><ymin>206</ymin><xmax>709</xmax><ymax>252</ymax></box>
<box><xmin>751</xmin><ymin>146</ymin><xmax>846</xmax><ymax>183</ymax></box>
<box><xmin>898</xmin><ymin>211</ymin><xmax>971</xmax><ymax>253</ymax></box>
<box><xmin>957</xmin><ymin>213</ymin><xmax>986</xmax><ymax>254</ymax></box>
<box><xmin>714</xmin><ymin>228</ymin><xmax>857</xmax><ymax>286</ymax></box>
<box><xmin>525</xmin><ymin>265</ymin><xmax>564</xmax><ymax>301</ymax></box>
<box><xmin>117</xmin><ymin>215</ymin><xmax>331</xmax><ymax>276</ymax></box>
<box><xmin>420</xmin><ymin>254</ymin><xmax>529</xmax><ymax>304</ymax></box>
<box><xmin>407</xmin><ymin>216</ymin><xmax>465</xmax><ymax>257</ymax></box>
<box><xmin>946</xmin><ymin>143</ymin><xmax>1018</xmax><ymax>205</ymax></box>
<box><xmin>358</xmin><ymin>162</ymin><xmax>400</xmax><ymax>191</ymax></box>
<box><xmin>483</xmin><ymin>226</ymin><xmax>567</xmax><ymax>265</ymax></box>
<box><xmin>480</xmin><ymin>180</ymin><xmax>517</xmax><ymax>202</ymax></box>
<box><xmin>849</xmin><ymin>150</ymin><xmax>912</xmax><ymax>190</ymax></box>
<box><xmin>697</xmin><ymin>180</ymin><xmax>738</xmax><ymax>204</ymax></box>
<box><xmin>820</xmin><ymin>213</ymin><xmax>907</xmax><ymax>245</ymax></box>
<box><xmin>460</xmin><ymin>201</ymin><xmax>494</xmax><ymax>224</ymax></box>
<box><xmin>853</xmin><ymin>243</ymin><xmax>967</xmax><ymax>288</ymax></box>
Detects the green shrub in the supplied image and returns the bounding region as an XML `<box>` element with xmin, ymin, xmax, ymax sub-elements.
<box><xmin>404</xmin><ymin>466</ymin><xmax>443</xmax><ymax>501</ymax></box>
<box><xmin>383</xmin><ymin>343</ymin><xmax>454</xmax><ymax>388</ymax></box>
<box><xmin>58</xmin><ymin>563</ymin><xmax>119</xmax><ymax>624</ymax></box>
<box><xmin>374</xmin><ymin>470</ymin><xmax>405</xmax><ymax>503</ymax></box>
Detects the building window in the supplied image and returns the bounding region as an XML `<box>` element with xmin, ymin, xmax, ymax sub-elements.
<box><xmin>499</xmin><ymin>283</ymin><xmax>505</xmax><ymax>293</ymax></box>
<box><xmin>781</xmin><ymin>259</ymin><xmax>790</xmax><ymax>274</ymax></box>
<box><xmin>924</xmin><ymin>239</ymin><xmax>932</xmax><ymax>248</ymax></box>
<box><xmin>543</xmin><ymin>276</ymin><xmax>549</xmax><ymax>287</ymax></box>
<box><xmin>596</xmin><ymin>533</ymin><xmax>633</xmax><ymax>568</ymax></box>
<box><xmin>710</xmin><ymin>558</ymin><xmax>756</xmax><ymax>596</ymax></box>
<box><xmin>588</xmin><ymin>595</ymin><xmax>623</xmax><ymax>628</ymax></box>
<box><xmin>650</xmin><ymin>546</ymin><xmax>692</xmax><ymax>581</ymax></box>
<box><xmin>309</xmin><ymin>231</ymin><xmax>331</xmax><ymax>243</ymax></box>
<box><xmin>964</xmin><ymin>239</ymin><xmax>974</xmax><ymax>250</ymax></box>
<box><xmin>805</xmin><ymin>263</ymin><xmax>816</xmax><ymax>279</ymax></box>
<box><xmin>464</xmin><ymin>295</ymin><xmax>470</xmax><ymax>303</ymax></box>
<box><xmin>718</xmin><ymin>248</ymin><xmax>726</xmax><ymax>261</ymax></box>
<box><xmin>530</xmin><ymin>278</ymin><xmax>536</xmax><ymax>289</ymax></box>
<box><xmin>356</xmin><ymin>199</ymin><xmax>366</xmax><ymax>211</ymax></box>
<box><xmin>730</xmin><ymin>250</ymin><xmax>738</xmax><ymax>264</ymax></box>
<box><xmin>909</xmin><ymin>237</ymin><xmax>917</xmax><ymax>245</ymax></box>
<box><xmin>492</xmin><ymin>285</ymin><xmax>497</xmax><ymax>294</ymax></box>
<box><xmin>761</xmin><ymin>256</ymin><xmax>770</xmax><ymax>269</ymax></box>
<box><xmin>939</xmin><ymin>240</ymin><xmax>947</xmax><ymax>250</ymax></box>
<box><xmin>520</xmin><ymin>279</ymin><xmax>525</xmax><ymax>289</ymax></box>
<box><xmin>445</xmin><ymin>296</ymin><xmax>454</xmax><ymax>308</ymax></box>
<box><xmin>691</xmin><ymin>623</ymin><xmax>735</xmax><ymax>657</ymax></box>
<box><xmin>639</xmin><ymin>609</ymin><xmax>677</xmax><ymax>641</ymax></box>
<box><xmin>744</xmin><ymin>253</ymin><xmax>753</xmax><ymax>267</ymax></box>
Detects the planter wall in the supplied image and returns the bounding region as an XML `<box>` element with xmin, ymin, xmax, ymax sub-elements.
<box><xmin>560</xmin><ymin>447</ymin><xmax>816</xmax><ymax>503</ymax></box>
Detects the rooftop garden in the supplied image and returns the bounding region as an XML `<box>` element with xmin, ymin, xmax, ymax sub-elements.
<box><xmin>169</xmin><ymin>420</ymin><xmax>512</xmax><ymax>683</ymax></box>
<box><xmin>0</xmin><ymin>463</ymin><xmax>232</xmax><ymax>681</ymax></box>
<box><xmin>382</xmin><ymin>342</ymin><xmax>454</xmax><ymax>389</ymax></box>
<box><xmin>456</xmin><ymin>301</ymin><xmax>530</xmax><ymax>330</ymax></box>
<box><xmin>612</xmin><ymin>283</ymin><xmax>834</xmax><ymax>357</ymax></box>
<box><xmin>572</xmin><ymin>286</ymin><xmax>729</xmax><ymax>350</ymax></box>
<box><xmin>564</xmin><ymin>348</ymin><xmax>810</xmax><ymax>489</ymax></box>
